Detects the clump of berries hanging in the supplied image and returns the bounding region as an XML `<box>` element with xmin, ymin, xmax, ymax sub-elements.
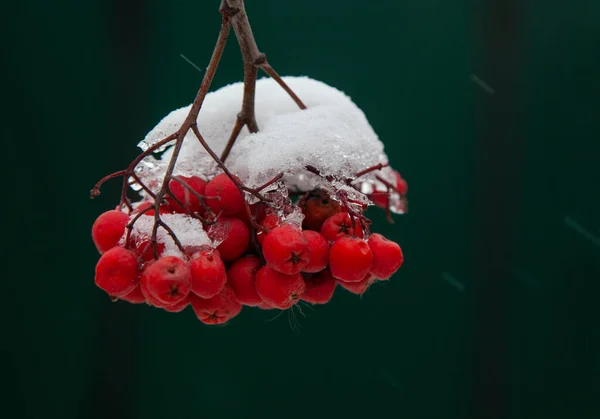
<box><xmin>90</xmin><ymin>0</ymin><xmax>408</xmax><ymax>326</ymax></box>
<box><xmin>92</xmin><ymin>173</ymin><xmax>406</xmax><ymax>325</ymax></box>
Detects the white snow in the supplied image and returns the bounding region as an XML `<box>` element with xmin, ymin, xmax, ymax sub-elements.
<box><xmin>139</xmin><ymin>77</ymin><xmax>395</xmax><ymax>183</ymax></box>
<box><xmin>132</xmin><ymin>76</ymin><xmax>405</xmax><ymax>214</ymax></box>
<box><xmin>126</xmin><ymin>213</ymin><xmax>211</xmax><ymax>258</ymax></box>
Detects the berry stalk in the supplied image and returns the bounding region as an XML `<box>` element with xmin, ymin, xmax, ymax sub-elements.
<box><xmin>219</xmin><ymin>0</ymin><xmax>307</xmax><ymax>162</ymax></box>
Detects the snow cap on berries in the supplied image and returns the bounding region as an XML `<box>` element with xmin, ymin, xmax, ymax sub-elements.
<box><xmin>125</xmin><ymin>214</ymin><xmax>212</xmax><ymax>258</ymax></box>
<box><xmin>136</xmin><ymin>77</ymin><xmax>402</xmax><ymax>213</ymax></box>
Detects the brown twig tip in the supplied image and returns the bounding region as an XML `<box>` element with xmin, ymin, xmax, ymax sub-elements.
<box><xmin>355</xmin><ymin>163</ymin><xmax>389</xmax><ymax>179</ymax></box>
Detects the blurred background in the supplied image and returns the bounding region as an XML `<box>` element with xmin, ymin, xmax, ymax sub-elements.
<box><xmin>4</xmin><ymin>0</ymin><xmax>600</xmax><ymax>418</ymax></box>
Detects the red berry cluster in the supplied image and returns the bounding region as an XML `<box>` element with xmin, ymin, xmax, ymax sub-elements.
<box><xmin>92</xmin><ymin>168</ymin><xmax>406</xmax><ymax>326</ymax></box>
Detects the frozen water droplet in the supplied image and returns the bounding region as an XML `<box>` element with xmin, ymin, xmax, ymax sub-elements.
<box><xmin>128</xmin><ymin>176</ymin><xmax>143</xmax><ymax>192</ymax></box>
<box><xmin>208</xmin><ymin>222</ymin><xmax>228</xmax><ymax>248</ymax></box>
<box><xmin>283</xmin><ymin>205</ymin><xmax>305</xmax><ymax>229</ymax></box>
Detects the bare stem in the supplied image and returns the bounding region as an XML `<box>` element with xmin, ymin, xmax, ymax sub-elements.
<box><xmin>258</xmin><ymin>62</ymin><xmax>306</xmax><ymax>110</ymax></box>
<box><xmin>91</xmin><ymin>170</ymin><xmax>127</xmax><ymax>198</ymax></box>
<box><xmin>157</xmin><ymin>219</ymin><xmax>186</xmax><ymax>254</ymax></box>
<box><xmin>117</xmin><ymin>133</ymin><xmax>177</xmax><ymax>210</ymax></box>
<box><xmin>219</xmin><ymin>0</ymin><xmax>306</xmax><ymax>162</ymax></box>
<box><xmin>131</xmin><ymin>173</ymin><xmax>156</xmax><ymax>199</ymax></box>
<box><xmin>229</xmin><ymin>0</ymin><xmax>260</xmax><ymax>134</ymax></box>
<box><xmin>375</xmin><ymin>174</ymin><xmax>402</xmax><ymax>195</ymax></box>
<box><xmin>254</xmin><ymin>173</ymin><xmax>284</xmax><ymax>192</ymax></box>
<box><xmin>150</xmin><ymin>8</ymin><xmax>232</xmax><ymax>255</ymax></box>
<box><xmin>124</xmin><ymin>205</ymin><xmax>154</xmax><ymax>248</ymax></box>
<box><xmin>355</xmin><ymin>163</ymin><xmax>389</xmax><ymax>179</ymax></box>
<box><xmin>191</xmin><ymin>125</ymin><xmax>283</xmax><ymax>202</ymax></box>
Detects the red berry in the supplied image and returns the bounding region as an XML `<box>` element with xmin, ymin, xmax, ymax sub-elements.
<box><xmin>329</xmin><ymin>236</ymin><xmax>373</xmax><ymax>282</ymax></box>
<box><xmin>238</xmin><ymin>202</ymin><xmax>267</xmax><ymax>230</ymax></box>
<box><xmin>132</xmin><ymin>237</ymin><xmax>166</xmax><ymax>262</ymax></box>
<box><xmin>189</xmin><ymin>247</ymin><xmax>227</xmax><ymax>298</ymax></box>
<box><xmin>227</xmin><ymin>255</ymin><xmax>263</xmax><ymax>306</ymax></box>
<box><xmin>117</xmin><ymin>285</ymin><xmax>146</xmax><ymax>304</ymax></box>
<box><xmin>182</xmin><ymin>244</ymin><xmax>205</xmax><ymax>258</ymax></box>
<box><xmin>262</xmin><ymin>224</ymin><xmax>310</xmax><ymax>274</ymax></box>
<box><xmin>299</xmin><ymin>189</ymin><xmax>342</xmax><ymax>231</ymax></box>
<box><xmin>320</xmin><ymin>213</ymin><xmax>363</xmax><ymax>241</ymax></box>
<box><xmin>255</xmin><ymin>266</ymin><xmax>305</xmax><ymax>309</ymax></box>
<box><xmin>92</xmin><ymin>210</ymin><xmax>129</xmax><ymax>253</ymax></box>
<box><xmin>338</xmin><ymin>274</ymin><xmax>376</xmax><ymax>295</ymax></box>
<box><xmin>205</xmin><ymin>173</ymin><xmax>245</xmax><ymax>216</ymax></box>
<box><xmin>368</xmin><ymin>233</ymin><xmax>404</xmax><ymax>279</ymax></box>
<box><xmin>190</xmin><ymin>286</ymin><xmax>242</xmax><ymax>325</ymax></box>
<box><xmin>251</xmin><ymin>202</ymin><xmax>268</xmax><ymax>223</ymax></box>
<box><xmin>95</xmin><ymin>247</ymin><xmax>139</xmax><ymax>297</ymax></box>
<box><xmin>134</xmin><ymin>201</ymin><xmax>153</xmax><ymax>214</ymax></box>
<box><xmin>141</xmin><ymin>256</ymin><xmax>191</xmax><ymax>305</ymax></box>
<box><xmin>302</xmin><ymin>269</ymin><xmax>337</xmax><ymax>304</ymax></box>
<box><xmin>256</xmin><ymin>212</ymin><xmax>281</xmax><ymax>245</ymax></box>
<box><xmin>142</xmin><ymin>277</ymin><xmax>189</xmax><ymax>310</ymax></box>
<box><xmin>257</xmin><ymin>301</ymin><xmax>275</xmax><ymax>310</ymax></box>
<box><xmin>369</xmin><ymin>191</ymin><xmax>389</xmax><ymax>209</ymax></box>
<box><xmin>302</xmin><ymin>230</ymin><xmax>329</xmax><ymax>273</ymax></box>
<box><xmin>168</xmin><ymin>175</ymin><xmax>207</xmax><ymax>213</ymax></box>
<box><xmin>394</xmin><ymin>171</ymin><xmax>408</xmax><ymax>195</ymax></box>
<box><xmin>140</xmin><ymin>273</ymin><xmax>171</xmax><ymax>308</ymax></box>
<box><xmin>162</xmin><ymin>295</ymin><xmax>191</xmax><ymax>313</ymax></box>
<box><xmin>215</xmin><ymin>217</ymin><xmax>250</xmax><ymax>261</ymax></box>
<box><xmin>133</xmin><ymin>201</ymin><xmax>173</xmax><ymax>216</ymax></box>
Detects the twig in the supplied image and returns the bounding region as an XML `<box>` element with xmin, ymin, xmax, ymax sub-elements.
<box><xmin>91</xmin><ymin>170</ymin><xmax>128</xmax><ymax>198</ymax></box>
<box><xmin>150</xmin><ymin>6</ymin><xmax>232</xmax><ymax>256</ymax></box>
<box><xmin>303</xmin><ymin>165</ymin><xmax>371</xmax><ymax>235</ymax></box>
<box><xmin>125</xmin><ymin>205</ymin><xmax>152</xmax><ymax>246</ymax></box>
<box><xmin>375</xmin><ymin>174</ymin><xmax>402</xmax><ymax>195</ymax></box>
<box><xmin>219</xmin><ymin>0</ymin><xmax>306</xmax><ymax>162</ymax></box>
<box><xmin>355</xmin><ymin>163</ymin><xmax>389</xmax><ymax>179</ymax></box>
<box><xmin>168</xmin><ymin>176</ymin><xmax>219</xmax><ymax>222</ymax></box>
<box><xmin>257</xmin><ymin>62</ymin><xmax>306</xmax><ymax>110</ymax></box>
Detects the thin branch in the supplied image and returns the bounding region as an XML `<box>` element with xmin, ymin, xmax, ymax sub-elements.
<box><xmin>219</xmin><ymin>0</ymin><xmax>306</xmax><ymax>162</ymax></box>
<box><xmin>91</xmin><ymin>170</ymin><xmax>127</xmax><ymax>198</ymax></box>
<box><xmin>190</xmin><ymin>124</ymin><xmax>277</xmax><ymax>204</ymax></box>
<box><xmin>117</xmin><ymin>133</ymin><xmax>178</xmax><ymax>210</ymax></box>
<box><xmin>169</xmin><ymin>176</ymin><xmax>217</xmax><ymax>219</ymax></box>
<box><xmin>124</xmin><ymin>205</ymin><xmax>154</xmax><ymax>248</ymax></box>
<box><xmin>219</xmin><ymin>116</ymin><xmax>246</xmax><ymax>162</ymax></box>
<box><xmin>254</xmin><ymin>173</ymin><xmax>284</xmax><ymax>192</ymax></box>
<box><xmin>157</xmin><ymin>219</ymin><xmax>186</xmax><ymax>254</ymax></box>
<box><xmin>149</xmin><ymin>11</ymin><xmax>232</xmax><ymax>256</ymax></box>
<box><xmin>355</xmin><ymin>163</ymin><xmax>389</xmax><ymax>179</ymax></box>
<box><xmin>130</xmin><ymin>173</ymin><xmax>156</xmax><ymax>199</ymax></box>
<box><xmin>375</xmin><ymin>174</ymin><xmax>402</xmax><ymax>195</ymax></box>
<box><xmin>302</xmin><ymin>165</ymin><xmax>372</xmax><ymax>234</ymax></box>
<box><xmin>185</xmin><ymin>10</ymin><xmax>232</xmax><ymax>123</ymax></box>
<box><xmin>258</xmin><ymin>62</ymin><xmax>306</xmax><ymax>110</ymax></box>
<box><xmin>191</xmin><ymin>125</ymin><xmax>238</xmax><ymax>182</ymax></box>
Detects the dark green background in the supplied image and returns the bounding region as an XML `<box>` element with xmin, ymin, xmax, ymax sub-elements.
<box><xmin>5</xmin><ymin>1</ymin><xmax>600</xmax><ymax>418</ymax></box>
